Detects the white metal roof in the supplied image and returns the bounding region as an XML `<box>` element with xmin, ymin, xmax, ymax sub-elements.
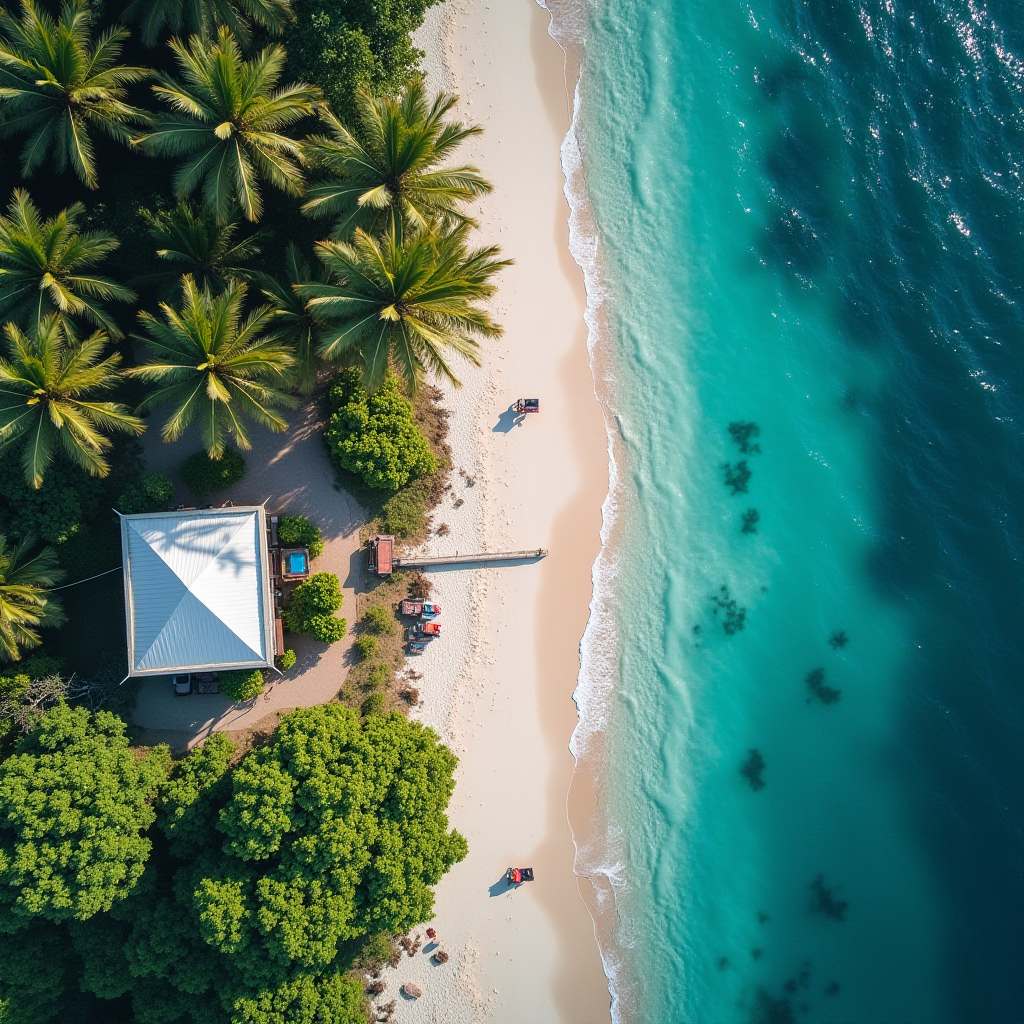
<box><xmin>121</xmin><ymin>507</ymin><xmax>274</xmax><ymax>677</ymax></box>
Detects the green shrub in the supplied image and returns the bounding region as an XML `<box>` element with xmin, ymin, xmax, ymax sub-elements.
<box><xmin>307</xmin><ymin>614</ymin><xmax>347</xmax><ymax>644</ymax></box>
<box><xmin>180</xmin><ymin>449</ymin><xmax>246</xmax><ymax>497</ymax></box>
<box><xmin>362</xmin><ymin>605</ymin><xmax>394</xmax><ymax>635</ymax></box>
<box><xmin>324</xmin><ymin>370</ymin><xmax>437</xmax><ymax>492</ymax></box>
<box><xmin>277</xmin><ymin>515</ymin><xmax>324</xmax><ymax>558</ymax></box>
<box><xmin>353</xmin><ymin>634</ymin><xmax>377</xmax><ymax>661</ymax></box>
<box><xmin>276</xmin><ymin>649</ymin><xmax>297</xmax><ymax>671</ymax></box>
<box><xmin>0</xmin><ymin>654</ymin><xmax>64</xmax><ymax>682</ymax></box>
<box><xmin>366</xmin><ymin>664</ymin><xmax>390</xmax><ymax>690</ymax></box>
<box><xmin>361</xmin><ymin>691</ymin><xmax>385</xmax><ymax>717</ymax></box>
<box><xmin>117</xmin><ymin>473</ymin><xmax>174</xmax><ymax>514</ymax></box>
<box><xmin>380</xmin><ymin>478</ymin><xmax>431</xmax><ymax>537</ymax></box>
<box><xmin>283</xmin><ymin>572</ymin><xmax>346</xmax><ymax>644</ymax></box>
<box><xmin>0</xmin><ymin>453</ymin><xmax>102</xmax><ymax>544</ymax></box>
<box><xmin>220</xmin><ymin>669</ymin><xmax>265</xmax><ymax>702</ymax></box>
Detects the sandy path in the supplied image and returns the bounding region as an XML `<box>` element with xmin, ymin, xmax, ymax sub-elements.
<box><xmin>131</xmin><ymin>399</ymin><xmax>363</xmax><ymax>744</ymax></box>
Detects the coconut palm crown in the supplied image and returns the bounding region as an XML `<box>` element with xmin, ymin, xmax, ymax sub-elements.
<box><xmin>0</xmin><ymin>533</ymin><xmax>64</xmax><ymax>662</ymax></box>
<box><xmin>123</xmin><ymin>0</ymin><xmax>292</xmax><ymax>49</ymax></box>
<box><xmin>134</xmin><ymin>28</ymin><xmax>319</xmax><ymax>223</ymax></box>
<box><xmin>136</xmin><ymin>201</ymin><xmax>264</xmax><ymax>296</ymax></box>
<box><xmin>0</xmin><ymin>315</ymin><xmax>145</xmax><ymax>489</ymax></box>
<box><xmin>0</xmin><ymin>0</ymin><xmax>150</xmax><ymax>189</ymax></box>
<box><xmin>0</xmin><ymin>190</ymin><xmax>135</xmax><ymax>339</ymax></box>
<box><xmin>298</xmin><ymin>224</ymin><xmax>511</xmax><ymax>394</ymax></box>
<box><xmin>128</xmin><ymin>275</ymin><xmax>297</xmax><ymax>458</ymax></box>
<box><xmin>302</xmin><ymin>82</ymin><xmax>492</xmax><ymax>238</ymax></box>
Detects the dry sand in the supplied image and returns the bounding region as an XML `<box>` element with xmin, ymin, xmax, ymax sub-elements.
<box><xmin>376</xmin><ymin>2</ymin><xmax>612</xmax><ymax>1021</ymax></box>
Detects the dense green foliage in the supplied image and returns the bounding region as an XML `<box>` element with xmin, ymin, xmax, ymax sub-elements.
<box><xmin>324</xmin><ymin>370</ymin><xmax>436</xmax><ymax>491</ymax></box>
<box><xmin>303</xmin><ymin>82</ymin><xmax>490</xmax><ymax>237</ymax></box>
<box><xmin>0</xmin><ymin>534</ymin><xmax>63</xmax><ymax>662</ymax></box>
<box><xmin>136</xmin><ymin>29</ymin><xmax>319</xmax><ymax>223</ymax></box>
<box><xmin>361</xmin><ymin>605</ymin><xmax>394</xmax><ymax>635</ymax></box>
<box><xmin>0</xmin><ymin>0</ymin><xmax>149</xmax><ymax>189</ymax></box>
<box><xmin>0</xmin><ymin>190</ymin><xmax>134</xmax><ymax>338</ymax></box>
<box><xmin>380</xmin><ymin>478</ymin><xmax>430</xmax><ymax>537</ymax></box>
<box><xmin>0</xmin><ymin>707</ymin><xmax>167</xmax><ymax>929</ymax></box>
<box><xmin>353</xmin><ymin>633</ymin><xmax>376</xmax><ymax>661</ymax></box>
<box><xmin>220</xmin><ymin>668</ymin><xmax>264</xmax><ymax>702</ymax></box>
<box><xmin>0</xmin><ymin>315</ymin><xmax>145</xmax><ymax>488</ymax></box>
<box><xmin>275</xmin><ymin>648</ymin><xmax>296</xmax><ymax>671</ymax></box>
<box><xmin>124</xmin><ymin>0</ymin><xmax>292</xmax><ymax>48</ymax></box>
<box><xmin>282</xmin><ymin>570</ymin><xmax>345</xmax><ymax>643</ymax></box>
<box><xmin>276</xmin><ymin>514</ymin><xmax>323</xmax><ymax>558</ymax></box>
<box><xmin>360</xmin><ymin>691</ymin><xmax>384</xmax><ymax>717</ymax></box>
<box><xmin>284</xmin><ymin>0</ymin><xmax>437</xmax><ymax>122</ymax></box>
<box><xmin>180</xmin><ymin>448</ymin><xmax>247</xmax><ymax>496</ymax></box>
<box><xmin>117</xmin><ymin>472</ymin><xmax>174</xmax><ymax>514</ymax></box>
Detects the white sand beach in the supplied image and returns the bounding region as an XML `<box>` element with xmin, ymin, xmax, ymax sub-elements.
<box><xmin>131</xmin><ymin>0</ymin><xmax>612</xmax><ymax>1018</ymax></box>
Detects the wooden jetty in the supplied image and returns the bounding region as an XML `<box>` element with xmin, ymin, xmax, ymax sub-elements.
<box><xmin>393</xmin><ymin>548</ymin><xmax>548</xmax><ymax>569</ymax></box>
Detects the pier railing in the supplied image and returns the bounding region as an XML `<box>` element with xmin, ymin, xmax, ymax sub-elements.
<box><xmin>393</xmin><ymin>548</ymin><xmax>548</xmax><ymax>569</ymax></box>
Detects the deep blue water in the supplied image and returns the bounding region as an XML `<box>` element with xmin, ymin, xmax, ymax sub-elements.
<box><xmin>565</xmin><ymin>0</ymin><xmax>1024</xmax><ymax>1020</ymax></box>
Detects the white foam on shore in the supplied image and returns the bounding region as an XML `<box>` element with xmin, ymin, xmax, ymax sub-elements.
<box><xmin>540</xmin><ymin>2</ymin><xmax>632</xmax><ymax>1020</ymax></box>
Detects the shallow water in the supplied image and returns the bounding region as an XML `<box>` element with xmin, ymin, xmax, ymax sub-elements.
<box><xmin>563</xmin><ymin>0</ymin><xmax>1024</xmax><ymax>1020</ymax></box>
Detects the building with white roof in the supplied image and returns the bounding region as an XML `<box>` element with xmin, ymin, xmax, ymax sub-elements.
<box><xmin>120</xmin><ymin>507</ymin><xmax>276</xmax><ymax>677</ymax></box>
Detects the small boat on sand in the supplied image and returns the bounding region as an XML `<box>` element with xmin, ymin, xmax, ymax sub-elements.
<box><xmin>506</xmin><ymin>867</ymin><xmax>535</xmax><ymax>885</ymax></box>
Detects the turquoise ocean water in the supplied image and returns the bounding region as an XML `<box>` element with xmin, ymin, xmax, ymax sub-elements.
<box><xmin>556</xmin><ymin>0</ymin><xmax>1024</xmax><ymax>1021</ymax></box>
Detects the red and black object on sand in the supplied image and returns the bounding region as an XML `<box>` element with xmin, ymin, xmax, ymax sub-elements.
<box><xmin>506</xmin><ymin>867</ymin><xmax>535</xmax><ymax>885</ymax></box>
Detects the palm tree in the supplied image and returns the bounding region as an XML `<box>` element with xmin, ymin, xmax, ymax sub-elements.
<box><xmin>137</xmin><ymin>202</ymin><xmax>265</xmax><ymax>296</ymax></box>
<box><xmin>0</xmin><ymin>0</ymin><xmax>150</xmax><ymax>189</ymax></box>
<box><xmin>0</xmin><ymin>315</ymin><xmax>145</xmax><ymax>489</ymax></box>
<box><xmin>128</xmin><ymin>275</ymin><xmax>297</xmax><ymax>458</ymax></box>
<box><xmin>0</xmin><ymin>190</ymin><xmax>136</xmax><ymax>339</ymax></box>
<box><xmin>298</xmin><ymin>224</ymin><xmax>511</xmax><ymax>394</ymax></box>
<box><xmin>133</xmin><ymin>28</ymin><xmax>319</xmax><ymax>223</ymax></box>
<box><xmin>259</xmin><ymin>243</ymin><xmax>324</xmax><ymax>395</ymax></box>
<box><xmin>0</xmin><ymin>533</ymin><xmax>64</xmax><ymax>663</ymax></box>
<box><xmin>123</xmin><ymin>0</ymin><xmax>292</xmax><ymax>49</ymax></box>
<box><xmin>302</xmin><ymin>82</ymin><xmax>492</xmax><ymax>238</ymax></box>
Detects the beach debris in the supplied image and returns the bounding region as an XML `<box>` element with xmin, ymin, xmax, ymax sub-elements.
<box><xmin>407</xmin><ymin>571</ymin><xmax>433</xmax><ymax>599</ymax></box>
<box><xmin>805</xmin><ymin>667</ymin><xmax>841</xmax><ymax>705</ymax></box>
<box><xmin>366</xmin><ymin>980</ymin><xmax>385</xmax><ymax>995</ymax></box>
<box><xmin>722</xmin><ymin>460</ymin><xmax>752</xmax><ymax>494</ymax></box>
<box><xmin>729</xmin><ymin>421</ymin><xmax>762</xmax><ymax>454</ymax></box>
<box><xmin>453</xmin><ymin>497</ymin><xmax>465</xmax><ymax>508</ymax></box>
<box><xmin>401</xmin><ymin>982</ymin><xmax>422</xmax><ymax>999</ymax></box>
<box><xmin>810</xmin><ymin>874</ymin><xmax>848</xmax><ymax>921</ymax></box>
<box><xmin>741</xmin><ymin>749</ymin><xmax>766</xmax><ymax>791</ymax></box>
<box><xmin>377</xmin><ymin>999</ymin><xmax>397</xmax><ymax>1020</ymax></box>
<box><xmin>711</xmin><ymin>585</ymin><xmax>747</xmax><ymax>634</ymax></box>
<box><xmin>828</xmin><ymin>629</ymin><xmax>849</xmax><ymax>649</ymax></box>
<box><xmin>399</xmin><ymin>687</ymin><xmax>420</xmax><ymax>706</ymax></box>
<box><xmin>742</xmin><ymin>508</ymin><xmax>760</xmax><ymax>534</ymax></box>
<box><xmin>436</xmin><ymin>522</ymin><xmax>450</xmax><ymax>536</ymax></box>
<box><xmin>425</xmin><ymin>927</ymin><xmax>436</xmax><ymax>939</ymax></box>
<box><xmin>459</xmin><ymin>468</ymin><xmax>476</xmax><ymax>487</ymax></box>
<box><xmin>432</xmin><ymin>949</ymin><xmax>449</xmax><ymax>964</ymax></box>
<box><xmin>824</xmin><ymin>980</ymin><xmax>841</xmax><ymax>996</ymax></box>
<box><xmin>399</xmin><ymin>933</ymin><xmax>422</xmax><ymax>957</ymax></box>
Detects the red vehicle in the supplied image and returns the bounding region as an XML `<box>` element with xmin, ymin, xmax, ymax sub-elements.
<box><xmin>515</xmin><ymin>398</ymin><xmax>540</xmax><ymax>415</ymax></box>
<box><xmin>412</xmin><ymin>621</ymin><xmax>441</xmax><ymax>637</ymax></box>
<box><xmin>400</xmin><ymin>600</ymin><xmax>441</xmax><ymax>618</ymax></box>
<box><xmin>506</xmin><ymin>867</ymin><xmax>535</xmax><ymax>885</ymax></box>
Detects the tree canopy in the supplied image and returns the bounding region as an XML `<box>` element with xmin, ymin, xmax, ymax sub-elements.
<box><xmin>0</xmin><ymin>706</ymin><xmax>167</xmax><ymax>930</ymax></box>
<box><xmin>0</xmin><ymin>534</ymin><xmax>64</xmax><ymax>663</ymax></box>
<box><xmin>0</xmin><ymin>0</ymin><xmax>150</xmax><ymax>189</ymax></box>
<box><xmin>124</xmin><ymin>0</ymin><xmax>293</xmax><ymax>49</ymax></box>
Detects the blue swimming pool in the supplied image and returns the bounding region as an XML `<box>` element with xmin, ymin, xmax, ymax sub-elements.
<box><xmin>287</xmin><ymin>552</ymin><xmax>307</xmax><ymax>574</ymax></box>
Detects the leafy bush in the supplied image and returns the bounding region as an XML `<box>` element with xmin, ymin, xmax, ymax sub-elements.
<box><xmin>366</xmin><ymin>664</ymin><xmax>390</xmax><ymax>690</ymax></box>
<box><xmin>353</xmin><ymin>634</ymin><xmax>377</xmax><ymax>661</ymax></box>
<box><xmin>0</xmin><ymin>453</ymin><xmax>102</xmax><ymax>544</ymax></box>
<box><xmin>117</xmin><ymin>473</ymin><xmax>174</xmax><ymax>514</ymax></box>
<box><xmin>380</xmin><ymin>477</ymin><xmax>432</xmax><ymax>537</ymax></box>
<box><xmin>362</xmin><ymin>605</ymin><xmax>394</xmax><ymax>635</ymax></box>
<box><xmin>361</xmin><ymin>691</ymin><xmax>385</xmax><ymax>717</ymax></box>
<box><xmin>276</xmin><ymin>649</ymin><xmax>297</xmax><ymax>671</ymax></box>
<box><xmin>0</xmin><ymin>707</ymin><xmax>168</xmax><ymax>929</ymax></box>
<box><xmin>277</xmin><ymin>514</ymin><xmax>324</xmax><ymax>558</ymax></box>
<box><xmin>324</xmin><ymin>370</ymin><xmax>437</xmax><ymax>492</ymax></box>
<box><xmin>180</xmin><ymin>449</ymin><xmax>246</xmax><ymax>496</ymax></box>
<box><xmin>220</xmin><ymin>669</ymin><xmax>265</xmax><ymax>702</ymax></box>
<box><xmin>283</xmin><ymin>572</ymin><xmax>346</xmax><ymax>644</ymax></box>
